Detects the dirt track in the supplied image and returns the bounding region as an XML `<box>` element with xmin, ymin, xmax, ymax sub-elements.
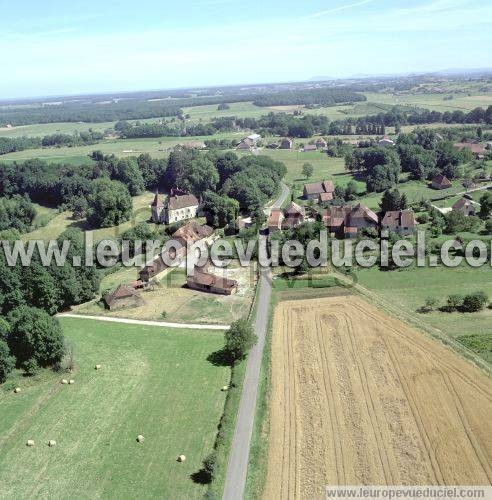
<box><xmin>265</xmin><ymin>296</ymin><xmax>492</xmax><ymax>499</ymax></box>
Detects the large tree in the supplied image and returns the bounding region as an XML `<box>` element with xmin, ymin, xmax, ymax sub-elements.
<box><xmin>86</xmin><ymin>178</ymin><xmax>132</xmax><ymax>228</ymax></box>
<box><xmin>0</xmin><ymin>339</ymin><xmax>15</xmax><ymax>383</ymax></box>
<box><xmin>6</xmin><ymin>306</ymin><xmax>65</xmax><ymax>367</ymax></box>
<box><xmin>224</xmin><ymin>318</ymin><xmax>257</xmax><ymax>363</ymax></box>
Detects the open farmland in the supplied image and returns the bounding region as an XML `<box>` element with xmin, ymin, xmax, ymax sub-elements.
<box><xmin>0</xmin><ymin>318</ymin><xmax>229</xmax><ymax>499</ymax></box>
<box><xmin>264</xmin><ymin>296</ymin><xmax>492</xmax><ymax>498</ymax></box>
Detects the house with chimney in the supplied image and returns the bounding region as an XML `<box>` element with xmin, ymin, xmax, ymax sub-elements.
<box><xmin>381</xmin><ymin>209</ymin><xmax>417</xmax><ymax>236</ymax></box>
<box><xmin>151</xmin><ymin>188</ymin><xmax>200</xmax><ymax>224</ymax></box>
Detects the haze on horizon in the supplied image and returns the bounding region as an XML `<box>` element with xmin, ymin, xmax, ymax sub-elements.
<box><xmin>1</xmin><ymin>0</ymin><xmax>491</xmax><ymax>100</ymax></box>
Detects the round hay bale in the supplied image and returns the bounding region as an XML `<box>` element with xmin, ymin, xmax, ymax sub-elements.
<box><xmin>26</xmin><ymin>440</ymin><xmax>35</xmax><ymax>447</ymax></box>
<box><xmin>136</xmin><ymin>435</ymin><xmax>145</xmax><ymax>443</ymax></box>
<box><xmin>95</xmin><ymin>364</ymin><xmax>101</xmax><ymax>370</ymax></box>
<box><xmin>14</xmin><ymin>387</ymin><xmax>21</xmax><ymax>393</ymax></box>
<box><xmin>221</xmin><ymin>385</ymin><xmax>229</xmax><ymax>391</ymax></box>
<box><xmin>48</xmin><ymin>440</ymin><xmax>57</xmax><ymax>447</ymax></box>
<box><xmin>68</xmin><ymin>380</ymin><xmax>75</xmax><ymax>385</ymax></box>
<box><xmin>61</xmin><ymin>379</ymin><xmax>68</xmax><ymax>385</ymax></box>
<box><xmin>177</xmin><ymin>455</ymin><xmax>186</xmax><ymax>462</ymax></box>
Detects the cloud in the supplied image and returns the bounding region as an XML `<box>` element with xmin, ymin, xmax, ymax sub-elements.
<box><xmin>303</xmin><ymin>0</ymin><xmax>375</xmax><ymax>19</ymax></box>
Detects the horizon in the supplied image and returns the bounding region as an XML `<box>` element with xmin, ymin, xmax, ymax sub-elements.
<box><xmin>2</xmin><ymin>0</ymin><xmax>492</xmax><ymax>100</ymax></box>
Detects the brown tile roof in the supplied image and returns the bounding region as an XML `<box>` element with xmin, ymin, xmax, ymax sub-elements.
<box><xmin>347</xmin><ymin>203</ymin><xmax>378</xmax><ymax>225</ymax></box>
<box><xmin>104</xmin><ymin>284</ymin><xmax>140</xmax><ymax>307</ymax></box>
<box><xmin>381</xmin><ymin>210</ymin><xmax>416</xmax><ymax>229</ymax></box>
<box><xmin>165</xmin><ymin>192</ymin><xmax>199</xmax><ymax>210</ymax></box>
<box><xmin>268</xmin><ymin>209</ymin><xmax>283</xmax><ymax>227</ymax></box>
<box><xmin>325</xmin><ymin>205</ymin><xmax>352</xmax><ymax>228</ymax></box>
<box><xmin>304</xmin><ymin>181</ymin><xmax>325</xmax><ymax>196</ymax></box>
<box><xmin>318</xmin><ymin>192</ymin><xmax>333</xmax><ymax>202</ymax></box>
<box><xmin>452</xmin><ymin>198</ymin><xmax>479</xmax><ymax>210</ymax></box>
<box><xmin>432</xmin><ymin>174</ymin><xmax>452</xmax><ymax>187</ymax></box>
<box><xmin>322</xmin><ymin>180</ymin><xmax>334</xmax><ymax>193</ymax></box>
<box><xmin>188</xmin><ymin>270</ymin><xmax>238</xmax><ymax>291</ymax></box>
<box><xmin>172</xmin><ymin>221</ymin><xmax>213</xmax><ymax>245</ymax></box>
<box><xmin>284</xmin><ymin>201</ymin><xmax>305</xmax><ymax>217</ymax></box>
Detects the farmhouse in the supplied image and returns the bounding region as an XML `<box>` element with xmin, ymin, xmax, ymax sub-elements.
<box><xmin>138</xmin><ymin>246</ymin><xmax>187</xmax><ymax>282</ymax></box>
<box><xmin>282</xmin><ymin>201</ymin><xmax>306</xmax><ymax>229</ymax></box>
<box><xmin>303</xmin><ymin>180</ymin><xmax>334</xmax><ymax>201</ymax></box>
<box><xmin>452</xmin><ymin>198</ymin><xmax>480</xmax><ymax>216</ymax></box>
<box><xmin>187</xmin><ymin>269</ymin><xmax>238</xmax><ymax>295</ymax></box>
<box><xmin>381</xmin><ymin>209</ymin><xmax>417</xmax><ymax>236</ymax></box>
<box><xmin>172</xmin><ymin>221</ymin><xmax>214</xmax><ymax>247</ymax></box>
<box><xmin>378</xmin><ymin>136</ymin><xmax>395</xmax><ymax>147</ymax></box>
<box><xmin>152</xmin><ymin>188</ymin><xmax>199</xmax><ymax>224</ymax></box>
<box><xmin>103</xmin><ymin>285</ymin><xmax>144</xmax><ymax>310</ymax></box>
<box><xmin>324</xmin><ymin>203</ymin><xmax>378</xmax><ymax>237</ymax></box>
<box><xmin>267</xmin><ymin>209</ymin><xmax>284</xmax><ymax>232</ymax></box>
<box><xmin>236</xmin><ymin>138</ymin><xmax>254</xmax><ymax>150</ymax></box>
<box><xmin>431</xmin><ymin>174</ymin><xmax>452</xmax><ymax>190</ymax></box>
<box><xmin>303</xmin><ymin>144</ymin><xmax>317</xmax><ymax>152</ymax></box>
<box><xmin>279</xmin><ymin>138</ymin><xmax>293</xmax><ymax>149</ymax></box>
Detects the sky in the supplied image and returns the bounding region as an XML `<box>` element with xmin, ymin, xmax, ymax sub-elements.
<box><xmin>0</xmin><ymin>0</ymin><xmax>491</xmax><ymax>99</ymax></box>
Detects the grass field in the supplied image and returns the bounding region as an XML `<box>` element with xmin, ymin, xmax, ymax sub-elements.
<box><xmin>0</xmin><ymin>318</ymin><xmax>230</xmax><ymax>499</ymax></box>
<box><xmin>355</xmin><ymin>264</ymin><xmax>492</xmax><ymax>353</ymax></box>
<box><xmin>264</xmin><ymin>296</ymin><xmax>492</xmax><ymax>497</ymax></box>
<box><xmin>23</xmin><ymin>191</ymin><xmax>155</xmax><ymax>242</ymax></box>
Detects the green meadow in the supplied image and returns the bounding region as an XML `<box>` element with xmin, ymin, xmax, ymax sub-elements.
<box><xmin>0</xmin><ymin>318</ymin><xmax>229</xmax><ymax>499</ymax></box>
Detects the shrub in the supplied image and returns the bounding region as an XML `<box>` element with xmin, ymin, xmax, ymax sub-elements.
<box><xmin>416</xmin><ymin>213</ymin><xmax>429</xmax><ymax>224</ymax></box>
<box><xmin>445</xmin><ymin>294</ymin><xmax>464</xmax><ymax>312</ymax></box>
<box><xmin>461</xmin><ymin>291</ymin><xmax>488</xmax><ymax>313</ymax></box>
<box><xmin>202</xmin><ymin>453</ymin><xmax>217</xmax><ymax>483</ymax></box>
<box><xmin>21</xmin><ymin>358</ymin><xmax>39</xmax><ymax>376</ymax></box>
<box><xmin>419</xmin><ymin>297</ymin><xmax>438</xmax><ymax>313</ymax></box>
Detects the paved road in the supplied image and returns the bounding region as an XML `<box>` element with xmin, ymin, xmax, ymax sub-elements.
<box><xmin>57</xmin><ymin>313</ymin><xmax>230</xmax><ymax>330</ymax></box>
<box><xmin>267</xmin><ymin>181</ymin><xmax>290</xmax><ymax>211</ymax></box>
<box><xmin>222</xmin><ymin>183</ymin><xmax>290</xmax><ymax>500</ymax></box>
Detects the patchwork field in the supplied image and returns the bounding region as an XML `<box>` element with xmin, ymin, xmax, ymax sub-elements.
<box><xmin>0</xmin><ymin>318</ymin><xmax>229</xmax><ymax>499</ymax></box>
<box><xmin>265</xmin><ymin>296</ymin><xmax>492</xmax><ymax>498</ymax></box>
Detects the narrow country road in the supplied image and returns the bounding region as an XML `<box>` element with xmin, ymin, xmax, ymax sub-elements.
<box><xmin>56</xmin><ymin>313</ymin><xmax>230</xmax><ymax>330</ymax></box>
<box><xmin>222</xmin><ymin>182</ymin><xmax>289</xmax><ymax>500</ymax></box>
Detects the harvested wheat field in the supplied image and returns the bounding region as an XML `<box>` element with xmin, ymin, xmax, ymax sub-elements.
<box><xmin>265</xmin><ymin>296</ymin><xmax>492</xmax><ymax>499</ymax></box>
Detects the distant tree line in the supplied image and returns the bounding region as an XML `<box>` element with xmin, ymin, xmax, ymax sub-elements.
<box><xmin>0</xmin><ymin>130</ymin><xmax>104</xmax><ymax>155</ymax></box>
<box><xmin>252</xmin><ymin>88</ymin><xmax>366</xmax><ymax>107</ymax></box>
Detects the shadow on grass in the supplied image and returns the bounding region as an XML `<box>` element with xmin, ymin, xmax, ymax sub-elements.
<box><xmin>190</xmin><ymin>469</ymin><xmax>212</xmax><ymax>485</ymax></box>
<box><xmin>207</xmin><ymin>348</ymin><xmax>232</xmax><ymax>367</ymax></box>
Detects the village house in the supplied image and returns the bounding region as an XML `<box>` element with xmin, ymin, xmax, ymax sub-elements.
<box><xmin>267</xmin><ymin>209</ymin><xmax>284</xmax><ymax>232</ymax></box>
<box><xmin>103</xmin><ymin>284</ymin><xmax>144</xmax><ymax>310</ymax></box>
<box><xmin>151</xmin><ymin>188</ymin><xmax>200</xmax><ymax>224</ymax></box>
<box><xmin>303</xmin><ymin>180</ymin><xmax>334</xmax><ymax>202</ymax></box>
<box><xmin>381</xmin><ymin>209</ymin><xmax>417</xmax><ymax>236</ymax></box>
<box><xmin>187</xmin><ymin>269</ymin><xmax>238</xmax><ymax>295</ymax></box>
<box><xmin>282</xmin><ymin>201</ymin><xmax>306</xmax><ymax>229</ymax></box>
<box><xmin>431</xmin><ymin>174</ymin><xmax>452</xmax><ymax>190</ymax></box>
<box><xmin>172</xmin><ymin>221</ymin><xmax>214</xmax><ymax>247</ymax></box>
<box><xmin>324</xmin><ymin>203</ymin><xmax>378</xmax><ymax>238</ymax></box>
<box><xmin>303</xmin><ymin>144</ymin><xmax>317</xmax><ymax>152</ymax></box>
<box><xmin>236</xmin><ymin>137</ymin><xmax>254</xmax><ymax>150</ymax></box>
<box><xmin>138</xmin><ymin>246</ymin><xmax>187</xmax><ymax>282</ymax></box>
<box><xmin>452</xmin><ymin>198</ymin><xmax>480</xmax><ymax>216</ymax></box>
<box><xmin>378</xmin><ymin>136</ymin><xmax>395</xmax><ymax>148</ymax></box>
<box><xmin>279</xmin><ymin>138</ymin><xmax>293</xmax><ymax>149</ymax></box>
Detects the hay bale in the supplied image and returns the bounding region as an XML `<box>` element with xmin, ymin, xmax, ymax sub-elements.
<box><xmin>61</xmin><ymin>379</ymin><xmax>68</xmax><ymax>385</ymax></box>
<box><xmin>48</xmin><ymin>440</ymin><xmax>57</xmax><ymax>447</ymax></box>
<box><xmin>95</xmin><ymin>364</ymin><xmax>101</xmax><ymax>370</ymax></box>
<box><xmin>221</xmin><ymin>385</ymin><xmax>229</xmax><ymax>391</ymax></box>
<box><xmin>177</xmin><ymin>455</ymin><xmax>186</xmax><ymax>462</ymax></box>
<box><xmin>136</xmin><ymin>435</ymin><xmax>145</xmax><ymax>443</ymax></box>
<box><xmin>26</xmin><ymin>440</ymin><xmax>34</xmax><ymax>447</ymax></box>
<box><xmin>14</xmin><ymin>387</ymin><xmax>21</xmax><ymax>393</ymax></box>
<box><xmin>68</xmin><ymin>380</ymin><xmax>75</xmax><ymax>385</ymax></box>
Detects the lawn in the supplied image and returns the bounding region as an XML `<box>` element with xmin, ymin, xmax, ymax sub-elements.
<box><xmin>355</xmin><ymin>263</ymin><xmax>492</xmax><ymax>359</ymax></box>
<box><xmin>0</xmin><ymin>318</ymin><xmax>229</xmax><ymax>499</ymax></box>
<box><xmin>23</xmin><ymin>191</ymin><xmax>155</xmax><ymax>242</ymax></box>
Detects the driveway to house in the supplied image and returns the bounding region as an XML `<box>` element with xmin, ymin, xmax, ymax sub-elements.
<box><xmin>222</xmin><ymin>183</ymin><xmax>290</xmax><ymax>500</ymax></box>
<box><xmin>56</xmin><ymin>313</ymin><xmax>230</xmax><ymax>330</ymax></box>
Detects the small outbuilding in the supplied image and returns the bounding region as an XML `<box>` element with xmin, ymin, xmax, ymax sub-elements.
<box><xmin>431</xmin><ymin>174</ymin><xmax>452</xmax><ymax>190</ymax></box>
<box><xmin>103</xmin><ymin>284</ymin><xmax>144</xmax><ymax>311</ymax></box>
